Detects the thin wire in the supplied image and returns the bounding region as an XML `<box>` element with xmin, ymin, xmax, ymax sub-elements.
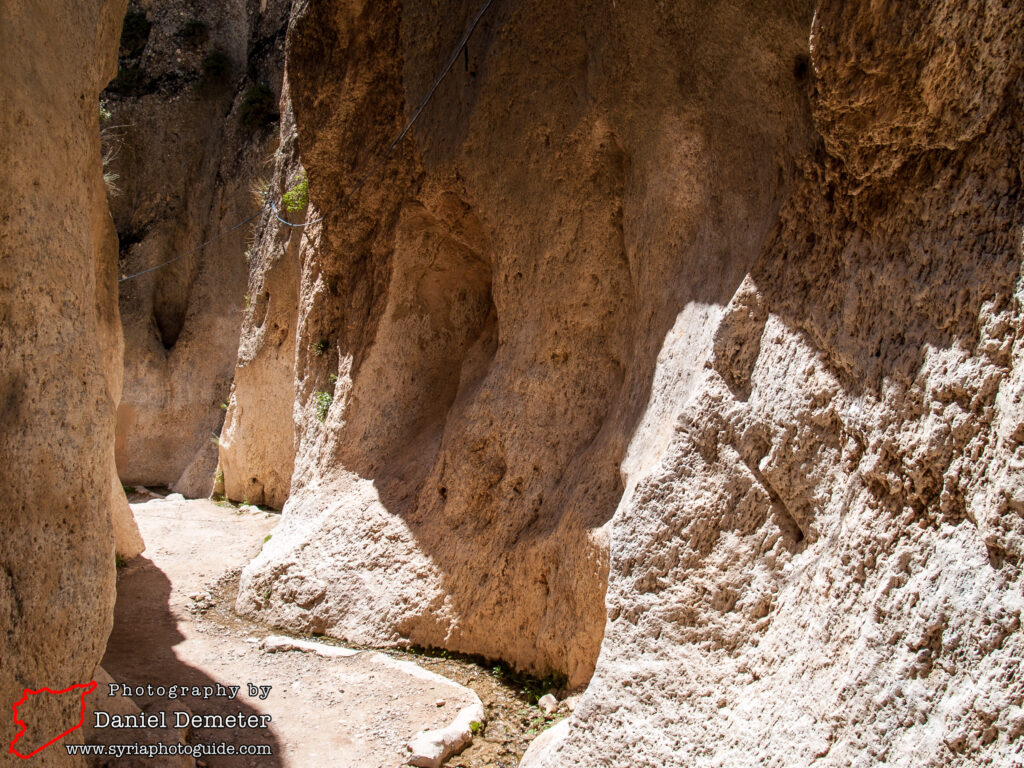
<box><xmin>118</xmin><ymin>209</ymin><xmax>264</xmax><ymax>283</ymax></box>
<box><xmin>119</xmin><ymin>0</ymin><xmax>496</xmax><ymax>282</ymax></box>
<box><xmin>272</xmin><ymin>0</ymin><xmax>496</xmax><ymax>229</ymax></box>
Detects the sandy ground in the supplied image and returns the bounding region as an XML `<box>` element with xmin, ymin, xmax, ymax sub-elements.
<box><xmin>100</xmin><ymin>498</ymin><xmax>479</xmax><ymax>767</ymax></box>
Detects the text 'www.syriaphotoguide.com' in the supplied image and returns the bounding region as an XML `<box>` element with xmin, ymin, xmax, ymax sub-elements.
<box><xmin>65</xmin><ymin>742</ymin><xmax>273</xmax><ymax>757</ymax></box>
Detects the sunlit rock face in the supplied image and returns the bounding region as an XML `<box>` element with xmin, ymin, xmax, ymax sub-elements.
<box><xmin>0</xmin><ymin>0</ymin><xmax>130</xmax><ymax>763</ymax></box>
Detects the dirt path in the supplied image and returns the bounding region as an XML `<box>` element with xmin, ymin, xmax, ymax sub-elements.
<box><xmin>100</xmin><ymin>497</ymin><xmax>567</xmax><ymax>768</ymax></box>
<box><xmin>102</xmin><ymin>498</ymin><xmax>480</xmax><ymax>767</ymax></box>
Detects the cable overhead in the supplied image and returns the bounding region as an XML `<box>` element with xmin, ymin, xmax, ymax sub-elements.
<box><xmin>270</xmin><ymin>0</ymin><xmax>496</xmax><ymax>229</ymax></box>
<box><xmin>119</xmin><ymin>0</ymin><xmax>496</xmax><ymax>283</ymax></box>
<box><xmin>118</xmin><ymin>210</ymin><xmax>263</xmax><ymax>283</ymax></box>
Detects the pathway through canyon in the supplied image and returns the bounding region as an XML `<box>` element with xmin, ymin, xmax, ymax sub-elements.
<box><xmin>100</xmin><ymin>498</ymin><xmax>559</xmax><ymax>767</ymax></box>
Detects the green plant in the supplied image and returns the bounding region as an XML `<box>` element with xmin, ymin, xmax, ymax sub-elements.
<box><xmin>240</xmin><ymin>83</ymin><xmax>278</xmax><ymax>131</ymax></box>
<box><xmin>314</xmin><ymin>391</ymin><xmax>332</xmax><ymax>422</ymax></box>
<box><xmin>249</xmin><ymin>176</ymin><xmax>270</xmax><ymax>206</ymax></box>
<box><xmin>221</xmin><ymin>401</ymin><xmax>229</xmax><ymax>410</ymax></box>
<box><xmin>469</xmin><ymin>721</ymin><xmax>482</xmax><ymax>734</ymax></box>
<box><xmin>282</xmin><ymin>172</ymin><xmax>309</xmax><ymax>213</ymax></box>
<box><xmin>119</xmin><ymin>11</ymin><xmax>151</xmax><ymax>57</ymax></box>
<box><xmin>99</xmin><ymin>100</ymin><xmax>112</xmax><ymax>122</ymax></box>
<box><xmin>178</xmin><ymin>18</ymin><xmax>209</xmax><ymax>45</ymax></box>
<box><xmin>215</xmin><ymin>466</ymin><xmax>225</xmax><ymax>484</ymax></box>
<box><xmin>263</xmin><ymin>534</ymin><xmax>272</xmax><ymax>543</ymax></box>
<box><xmin>311</xmin><ymin>339</ymin><xmax>328</xmax><ymax>356</ymax></box>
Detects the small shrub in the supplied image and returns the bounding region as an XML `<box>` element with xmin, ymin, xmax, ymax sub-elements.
<box><xmin>282</xmin><ymin>172</ymin><xmax>309</xmax><ymax>212</ymax></box>
<box><xmin>240</xmin><ymin>83</ymin><xmax>278</xmax><ymax>131</ymax></box>
<box><xmin>314</xmin><ymin>391</ymin><xmax>332</xmax><ymax>422</ymax></box>
<box><xmin>119</xmin><ymin>11</ymin><xmax>151</xmax><ymax>57</ymax></box>
<box><xmin>202</xmin><ymin>47</ymin><xmax>232</xmax><ymax>82</ymax></box>
<box><xmin>178</xmin><ymin>18</ymin><xmax>209</xmax><ymax>46</ymax></box>
<box><xmin>310</xmin><ymin>339</ymin><xmax>328</xmax><ymax>356</ymax></box>
<box><xmin>249</xmin><ymin>175</ymin><xmax>270</xmax><ymax>206</ymax></box>
<box><xmin>469</xmin><ymin>721</ymin><xmax>482</xmax><ymax>735</ymax></box>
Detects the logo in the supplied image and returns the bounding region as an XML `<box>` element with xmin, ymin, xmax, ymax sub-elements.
<box><xmin>8</xmin><ymin>681</ymin><xmax>97</xmax><ymax>758</ymax></box>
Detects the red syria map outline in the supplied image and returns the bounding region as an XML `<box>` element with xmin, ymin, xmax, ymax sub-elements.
<box><xmin>8</xmin><ymin>681</ymin><xmax>97</xmax><ymax>758</ymax></box>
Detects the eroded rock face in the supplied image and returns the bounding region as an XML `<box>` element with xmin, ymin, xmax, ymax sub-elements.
<box><xmin>236</xmin><ymin>0</ymin><xmax>815</xmax><ymax>686</ymax></box>
<box><xmin>217</xmin><ymin>84</ymin><xmax>301</xmax><ymax>510</ymax></box>
<box><xmin>232</xmin><ymin>0</ymin><xmax>1023</xmax><ymax>761</ymax></box>
<box><xmin>538</xmin><ymin>2</ymin><xmax>1024</xmax><ymax>766</ymax></box>
<box><xmin>0</xmin><ymin>0</ymin><xmax>129</xmax><ymax>762</ymax></box>
<box><xmin>107</xmin><ymin>0</ymin><xmax>290</xmax><ymax>497</ymax></box>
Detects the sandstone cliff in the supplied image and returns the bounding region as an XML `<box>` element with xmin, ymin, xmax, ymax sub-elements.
<box><xmin>0</xmin><ymin>0</ymin><xmax>129</xmax><ymax>763</ymax></box>
<box><xmin>106</xmin><ymin>0</ymin><xmax>290</xmax><ymax>498</ymax></box>
<box><xmin>228</xmin><ymin>0</ymin><xmax>1024</xmax><ymax>763</ymax></box>
<box><xmin>216</xmin><ymin>83</ymin><xmax>300</xmax><ymax>511</ymax></box>
<box><xmin>236</xmin><ymin>0</ymin><xmax>815</xmax><ymax>689</ymax></box>
<box><xmin>534</xmin><ymin>2</ymin><xmax>1024</xmax><ymax>765</ymax></box>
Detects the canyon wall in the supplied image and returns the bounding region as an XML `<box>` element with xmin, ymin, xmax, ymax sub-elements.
<box><xmin>236</xmin><ymin>0</ymin><xmax>815</xmax><ymax>687</ymax></box>
<box><xmin>0</xmin><ymin>0</ymin><xmax>129</xmax><ymax>763</ymax></box>
<box><xmin>229</xmin><ymin>0</ymin><xmax>1024</xmax><ymax>763</ymax></box>
<box><xmin>107</xmin><ymin>0</ymin><xmax>290</xmax><ymax>497</ymax></box>
<box><xmin>217</xmin><ymin>82</ymin><xmax>301</xmax><ymax>510</ymax></box>
<box><xmin>534</xmin><ymin>1</ymin><xmax>1024</xmax><ymax>765</ymax></box>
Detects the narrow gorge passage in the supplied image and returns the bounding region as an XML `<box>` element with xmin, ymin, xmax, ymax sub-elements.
<box><xmin>99</xmin><ymin>496</ymin><xmax>567</xmax><ymax>767</ymax></box>
<box><xmin>3</xmin><ymin>1</ymin><xmax>1022</xmax><ymax>766</ymax></box>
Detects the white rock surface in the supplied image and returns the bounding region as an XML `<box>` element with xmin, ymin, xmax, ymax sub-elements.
<box><xmin>538</xmin><ymin>694</ymin><xmax>559</xmax><ymax>715</ymax></box>
<box><xmin>260</xmin><ymin>635</ymin><xmax>359</xmax><ymax>658</ymax></box>
<box><xmin>406</xmin><ymin>699</ymin><xmax>485</xmax><ymax>768</ymax></box>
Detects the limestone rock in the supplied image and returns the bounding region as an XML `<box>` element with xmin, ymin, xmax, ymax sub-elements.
<box><xmin>406</xmin><ymin>699</ymin><xmax>485</xmax><ymax>768</ymax></box>
<box><xmin>217</xmin><ymin>81</ymin><xmax>301</xmax><ymax>510</ymax></box>
<box><xmin>231</xmin><ymin>0</ymin><xmax>1024</xmax><ymax>765</ymax></box>
<box><xmin>0</xmin><ymin>0</ymin><xmax>128</xmax><ymax>763</ymax></box>
<box><xmin>519</xmin><ymin>719</ymin><xmax>570</xmax><ymax>768</ymax></box>
<box><xmin>537</xmin><ymin>694</ymin><xmax>558</xmax><ymax>715</ymax></box>
<box><xmin>236</xmin><ymin>0</ymin><xmax>813</xmax><ymax>689</ymax></box>
<box><xmin>111</xmin><ymin>465</ymin><xmax>145</xmax><ymax>559</ymax></box>
<box><xmin>107</xmin><ymin>0</ymin><xmax>291</xmax><ymax>496</ymax></box>
<box><xmin>531</xmin><ymin>1</ymin><xmax>1024</xmax><ymax>766</ymax></box>
<box><xmin>260</xmin><ymin>634</ymin><xmax>359</xmax><ymax>658</ymax></box>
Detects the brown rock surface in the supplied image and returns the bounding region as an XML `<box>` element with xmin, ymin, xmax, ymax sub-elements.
<box><xmin>536</xmin><ymin>1</ymin><xmax>1024</xmax><ymax>765</ymax></box>
<box><xmin>236</xmin><ymin>0</ymin><xmax>814</xmax><ymax>688</ymax></box>
<box><xmin>226</xmin><ymin>0</ymin><xmax>1024</xmax><ymax>763</ymax></box>
<box><xmin>217</xmin><ymin>85</ymin><xmax>301</xmax><ymax>510</ymax></box>
<box><xmin>0</xmin><ymin>0</ymin><xmax>129</xmax><ymax>763</ymax></box>
<box><xmin>107</xmin><ymin>0</ymin><xmax>291</xmax><ymax>497</ymax></box>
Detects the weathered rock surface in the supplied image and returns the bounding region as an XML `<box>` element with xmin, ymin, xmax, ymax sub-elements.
<box><xmin>226</xmin><ymin>0</ymin><xmax>1024</xmax><ymax>763</ymax></box>
<box><xmin>107</xmin><ymin>0</ymin><xmax>291</xmax><ymax>497</ymax></box>
<box><xmin>217</xmin><ymin>83</ymin><xmax>301</xmax><ymax>509</ymax></box>
<box><xmin>535</xmin><ymin>2</ymin><xmax>1024</xmax><ymax>766</ymax></box>
<box><xmin>236</xmin><ymin>0</ymin><xmax>815</xmax><ymax>689</ymax></box>
<box><xmin>0</xmin><ymin>0</ymin><xmax>128</xmax><ymax>762</ymax></box>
